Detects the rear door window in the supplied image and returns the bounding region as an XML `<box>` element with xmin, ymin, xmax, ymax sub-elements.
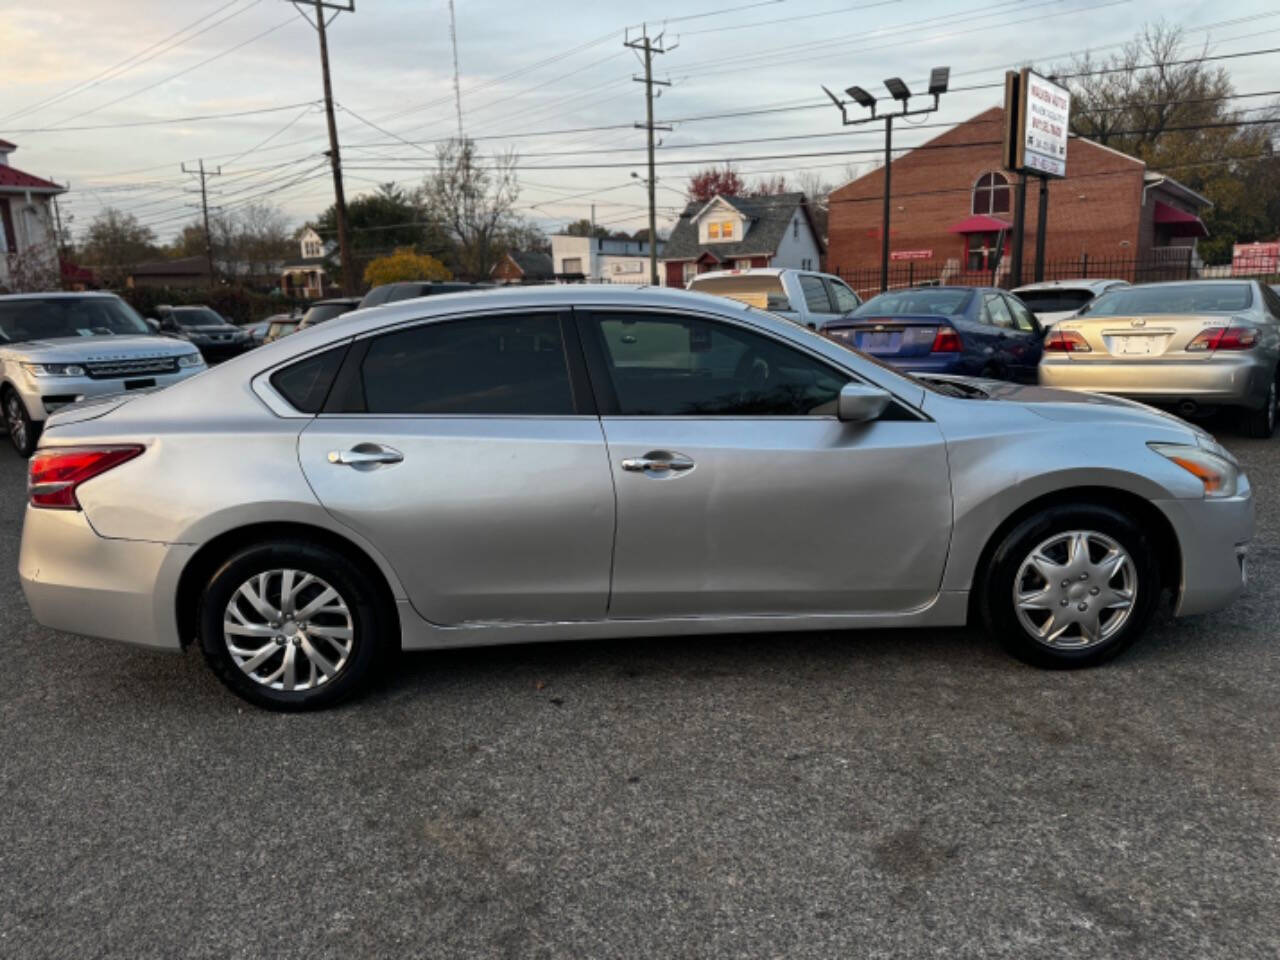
<box><xmin>358</xmin><ymin>312</ymin><xmax>575</xmax><ymax>415</ymax></box>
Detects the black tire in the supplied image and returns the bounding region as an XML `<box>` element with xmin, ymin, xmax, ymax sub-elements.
<box><xmin>979</xmin><ymin>503</ymin><xmax>1161</xmax><ymax>669</ymax></box>
<box><xmin>198</xmin><ymin>539</ymin><xmax>391</xmax><ymax>710</ymax></box>
<box><xmin>3</xmin><ymin>387</ymin><xmax>41</xmax><ymax>457</ymax></box>
<box><xmin>1239</xmin><ymin>370</ymin><xmax>1278</xmax><ymax>439</ymax></box>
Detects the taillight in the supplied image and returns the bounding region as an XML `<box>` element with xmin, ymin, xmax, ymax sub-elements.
<box><xmin>1044</xmin><ymin>329</ymin><xmax>1092</xmax><ymax>352</ymax></box>
<box><xmin>931</xmin><ymin>326</ymin><xmax>963</xmax><ymax>352</ymax></box>
<box><xmin>28</xmin><ymin>445</ymin><xmax>143</xmax><ymax>510</ymax></box>
<box><xmin>1187</xmin><ymin>325</ymin><xmax>1258</xmax><ymax>352</ymax></box>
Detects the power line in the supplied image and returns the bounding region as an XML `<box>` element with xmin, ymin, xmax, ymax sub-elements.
<box><xmin>2</xmin><ymin>100</ymin><xmax>320</xmax><ymax>135</ymax></box>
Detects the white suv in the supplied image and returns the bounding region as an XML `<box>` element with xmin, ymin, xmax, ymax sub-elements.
<box><xmin>1</xmin><ymin>292</ymin><xmax>205</xmax><ymax>455</ymax></box>
<box><xmin>687</xmin><ymin>268</ymin><xmax>862</xmax><ymax>330</ymax></box>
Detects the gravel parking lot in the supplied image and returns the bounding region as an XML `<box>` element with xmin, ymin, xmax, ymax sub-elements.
<box><xmin>1</xmin><ymin>430</ymin><xmax>1277</xmax><ymax>960</ymax></box>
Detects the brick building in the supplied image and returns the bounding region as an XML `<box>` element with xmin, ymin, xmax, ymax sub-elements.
<box><xmin>827</xmin><ymin>106</ymin><xmax>1210</xmax><ymax>289</ymax></box>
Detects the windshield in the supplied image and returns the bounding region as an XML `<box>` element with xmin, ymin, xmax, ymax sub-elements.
<box><xmin>687</xmin><ymin>275</ymin><xmax>789</xmax><ymax>310</ymax></box>
<box><xmin>0</xmin><ymin>296</ymin><xmax>151</xmax><ymax>343</ymax></box>
<box><xmin>1083</xmin><ymin>283</ymin><xmax>1253</xmax><ymax>316</ymax></box>
<box><xmin>1015</xmin><ymin>289</ymin><xmax>1096</xmax><ymax>314</ymax></box>
<box><xmin>172</xmin><ymin>307</ymin><xmax>226</xmax><ymax>327</ymax></box>
<box><xmin>853</xmin><ymin>289</ymin><xmax>972</xmax><ymax>317</ymax></box>
<box><xmin>302</xmin><ymin>303</ymin><xmax>355</xmax><ymax>326</ymax></box>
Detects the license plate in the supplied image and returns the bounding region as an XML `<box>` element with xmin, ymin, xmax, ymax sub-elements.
<box><xmin>124</xmin><ymin>378</ymin><xmax>156</xmax><ymax>390</ymax></box>
<box><xmin>860</xmin><ymin>331</ymin><xmax>899</xmax><ymax>352</ymax></box>
<box><xmin>1112</xmin><ymin>336</ymin><xmax>1157</xmax><ymax>355</ymax></box>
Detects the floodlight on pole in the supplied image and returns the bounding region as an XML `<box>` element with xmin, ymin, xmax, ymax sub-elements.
<box><xmin>883</xmin><ymin>77</ymin><xmax>911</xmax><ymax>103</ymax></box>
<box><xmin>928</xmin><ymin>66</ymin><xmax>950</xmax><ymax>96</ymax></box>
<box><xmin>845</xmin><ymin>85</ymin><xmax>876</xmax><ymax>110</ymax></box>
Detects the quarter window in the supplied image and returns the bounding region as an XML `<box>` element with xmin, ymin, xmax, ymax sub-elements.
<box><xmin>1004</xmin><ymin>295</ymin><xmax>1038</xmax><ymax>332</ymax></box>
<box><xmin>973</xmin><ymin>172</ymin><xmax>1011</xmax><ymax>215</ymax></box>
<box><xmin>588</xmin><ymin>313</ymin><xmax>848</xmax><ymax>416</ymax></box>
<box><xmin>358</xmin><ymin>313</ymin><xmax>575</xmax><ymax>415</ymax></box>
<box><xmin>983</xmin><ymin>294</ymin><xmax>1014</xmax><ymax>329</ymax></box>
<box><xmin>271</xmin><ymin>345</ymin><xmax>346</xmax><ymax>413</ymax></box>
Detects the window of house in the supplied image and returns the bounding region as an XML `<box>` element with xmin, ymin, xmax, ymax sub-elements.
<box><xmin>793</xmin><ymin>217</ymin><xmax>799</xmax><ymax>240</ymax></box>
<box><xmin>721</xmin><ymin>221</ymin><xmax>734</xmax><ymax>239</ymax></box>
<box><xmin>682</xmin><ymin>262</ymin><xmax>697</xmax><ymax>284</ymax></box>
<box><xmin>973</xmin><ymin>172</ymin><xmax>1011</xmax><ymax>215</ymax></box>
<box><xmin>708</xmin><ymin>222</ymin><xmax>721</xmax><ymax>239</ymax></box>
<box><xmin>734</xmin><ymin>259</ymin><xmax>752</xmax><ymax>270</ymax></box>
<box><xmin>588</xmin><ymin>313</ymin><xmax>849</xmax><ymax>416</ymax></box>
<box><xmin>358</xmin><ymin>313</ymin><xmax>575</xmax><ymax>415</ymax></box>
<box><xmin>562</xmin><ymin>257</ymin><xmax>583</xmax><ymax>275</ymax></box>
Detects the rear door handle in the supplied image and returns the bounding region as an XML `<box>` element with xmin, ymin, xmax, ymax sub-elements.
<box><xmin>327</xmin><ymin>443</ymin><xmax>404</xmax><ymax>467</ymax></box>
<box><xmin>621</xmin><ymin>451</ymin><xmax>695</xmax><ymax>474</ymax></box>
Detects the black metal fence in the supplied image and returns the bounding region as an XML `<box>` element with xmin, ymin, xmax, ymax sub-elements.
<box><xmin>832</xmin><ymin>255</ymin><xmax>1280</xmax><ymax>301</ymax></box>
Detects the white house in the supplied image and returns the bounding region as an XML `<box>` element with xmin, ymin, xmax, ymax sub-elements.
<box><xmin>550</xmin><ymin>234</ymin><xmax>665</xmax><ymax>285</ymax></box>
<box><xmin>280</xmin><ymin>227</ymin><xmax>333</xmax><ymax>299</ymax></box>
<box><xmin>0</xmin><ymin>140</ymin><xmax>67</xmax><ymax>292</ymax></box>
<box><xmin>659</xmin><ymin>193</ymin><xmax>823</xmax><ymax>286</ymax></box>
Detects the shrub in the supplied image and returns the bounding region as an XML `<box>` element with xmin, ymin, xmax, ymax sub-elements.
<box><xmin>363</xmin><ymin>248</ymin><xmax>452</xmax><ymax>288</ymax></box>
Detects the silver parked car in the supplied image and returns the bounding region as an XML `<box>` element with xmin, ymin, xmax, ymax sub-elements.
<box><xmin>1039</xmin><ymin>280</ymin><xmax>1280</xmax><ymax>437</ymax></box>
<box><xmin>1011</xmin><ymin>278</ymin><xmax>1129</xmax><ymax>326</ymax></box>
<box><xmin>1</xmin><ymin>292</ymin><xmax>206</xmax><ymax>455</ymax></box>
<box><xmin>19</xmin><ymin>287</ymin><xmax>1252</xmax><ymax>710</ymax></box>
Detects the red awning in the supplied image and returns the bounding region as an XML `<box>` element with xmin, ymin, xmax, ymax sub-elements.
<box><xmin>1153</xmin><ymin>200</ymin><xmax>1209</xmax><ymax>238</ymax></box>
<box><xmin>948</xmin><ymin>214</ymin><xmax>1012</xmax><ymax>234</ymax></box>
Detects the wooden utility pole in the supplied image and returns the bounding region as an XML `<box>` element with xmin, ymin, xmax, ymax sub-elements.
<box><xmin>626</xmin><ymin>26</ymin><xmax>673</xmax><ymax>286</ymax></box>
<box><xmin>50</xmin><ymin>181</ymin><xmax>68</xmax><ymax>290</ymax></box>
<box><xmin>292</xmin><ymin>0</ymin><xmax>356</xmax><ymax>294</ymax></box>
<box><xmin>182</xmin><ymin>159</ymin><xmax>221</xmax><ymax>289</ymax></box>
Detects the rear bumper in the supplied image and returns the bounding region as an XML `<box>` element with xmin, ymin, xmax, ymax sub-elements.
<box><xmin>1039</xmin><ymin>355</ymin><xmax>1270</xmax><ymax>407</ymax></box>
<box><xmin>860</xmin><ymin>353</ymin><xmax>968</xmax><ymax>374</ymax></box>
<box><xmin>1154</xmin><ymin>480</ymin><xmax>1254</xmax><ymax>617</ymax></box>
<box><xmin>19</xmin><ymin>507</ymin><xmax>191</xmax><ymax>651</ymax></box>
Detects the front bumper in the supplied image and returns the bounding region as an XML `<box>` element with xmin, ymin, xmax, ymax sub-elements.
<box><xmin>18</xmin><ymin>368</ymin><xmax>202</xmax><ymax>421</ymax></box>
<box><xmin>1039</xmin><ymin>354</ymin><xmax>1269</xmax><ymax>408</ymax></box>
<box><xmin>19</xmin><ymin>507</ymin><xmax>192</xmax><ymax>651</ymax></box>
<box><xmin>1154</xmin><ymin>477</ymin><xmax>1254</xmax><ymax>617</ymax></box>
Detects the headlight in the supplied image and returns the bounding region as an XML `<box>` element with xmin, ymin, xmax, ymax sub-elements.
<box><xmin>1149</xmin><ymin>442</ymin><xmax>1239</xmax><ymax>498</ymax></box>
<box><xmin>177</xmin><ymin>353</ymin><xmax>205</xmax><ymax>368</ymax></box>
<box><xmin>22</xmin><ymin>362</ymin><xmax>86</xmax><ymax>377</ymax></box>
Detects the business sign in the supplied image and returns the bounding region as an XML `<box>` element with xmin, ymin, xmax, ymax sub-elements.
<box><xmin>1004</xmin><ymin>68</ymin><xmax>1071</xmax><ymax>178</ymax></box>
<box><xmin>890</xmin><ymin>249</ymin><xmax>933</xmax><ymax>261</ymax></box>
<box><xmin>1232</xmin><ymin>242</ymin><xmax>1280</xmax><ymax>276</ymax></box>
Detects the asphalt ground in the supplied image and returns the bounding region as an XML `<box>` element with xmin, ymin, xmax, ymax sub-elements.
<box><xmin>0</xmin><ymin>426</ymin><xmax>1277</xmax><ymax>959</ymax></box>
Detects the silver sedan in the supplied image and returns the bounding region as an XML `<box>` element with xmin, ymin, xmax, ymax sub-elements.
<box><xmin>18</xmin><ymin>286</ymin><xmax>1253</xmax><ymax>709</ymax></box>
<box><xmin>1039</xmin><ymin>279</ymin><xmax>1280</xmax><ymax>437</ymax></box>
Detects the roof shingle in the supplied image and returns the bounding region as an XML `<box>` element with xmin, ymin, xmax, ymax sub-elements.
<box><xmin>661</xmin><ymin>192</ymin><xmax>813</xmax><ymax>261</ymax></box>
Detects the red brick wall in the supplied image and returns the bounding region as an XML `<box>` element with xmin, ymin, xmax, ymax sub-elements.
<box><xmin>827</xmin><ymin>107</ymin><xmax>1148</xmax><ymax>278</ymax></box>
<box><xmin>492</xmin><ymin>256</ymin><xmax>523</xmax><ymax>284</ymax></box>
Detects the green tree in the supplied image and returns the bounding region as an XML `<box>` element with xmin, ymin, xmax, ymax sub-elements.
<box><xmin>311</xmin><ymin>182</ymin><xmax>453</xmax><ymax>277</ymax></box>
<box><xmin>563</xmin><ymin>218</ymin><xmax>610</xmax><ymax>239</ymax></box>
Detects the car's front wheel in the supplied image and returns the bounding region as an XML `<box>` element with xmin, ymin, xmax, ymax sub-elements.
<box><xmin>198</xmin><ymin>540</ymin><xmax>391</xmax><ymax>710</ymax></box>
<box><xmin>980</xmin><ymin>504</ymin><xmax>1161</xmax><ymax>668</ymax></box>
<box><xmin>3</xmin><ymin>387</ymin><xmax>40</xmax><ymax>457</ymax></box>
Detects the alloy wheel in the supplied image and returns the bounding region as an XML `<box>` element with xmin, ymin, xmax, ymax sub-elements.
<box><xmin>223</xmin><ymin>569</ymin><xmax>354</xmax><ymax>691</ymax></box>
<box><xmin>6</xmin><ymin>394</ymin><xmax>26</xmax><ymax>450</ymax></box>
<box><xmin>1012</xmin><ymin>530</ymin><xmax>1137</xmax><ymax>649</ymax></box>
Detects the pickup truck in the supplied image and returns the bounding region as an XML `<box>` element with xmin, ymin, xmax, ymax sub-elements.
<box><xmin>686</xmin><ymin>268</ymin><xmax>862</xmax><ymax>330</ymax></box>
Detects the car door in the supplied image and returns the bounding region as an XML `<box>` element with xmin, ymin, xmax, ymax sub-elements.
<box><xmin>296</xmin><ymin>308</ymin><xmax>616</xmax><ymax>626</ymax></box>
<box><xmin>1002</xmin><ymin>294</ymin><xmax>1045</xmax><ymax>383</ymax></box>
<box><xmin>577</xmin><ymin>307</ymin><xmax>953</xmax><ymax>619</ymax></box>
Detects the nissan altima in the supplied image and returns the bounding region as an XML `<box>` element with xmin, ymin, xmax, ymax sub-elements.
<box><xmin>18</xmin><ymin>286</ymin><xmax>1253</xmax><ymax>710</ymax></box>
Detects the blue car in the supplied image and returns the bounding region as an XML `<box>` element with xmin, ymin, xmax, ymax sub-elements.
<box><xmin>822</xmin><ymin>286</ymin><xmax>1046</xmax><ymax>383</ymax></box>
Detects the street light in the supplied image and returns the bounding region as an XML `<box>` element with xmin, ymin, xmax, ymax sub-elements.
<box><xmin>823</xmin><ymin>65</ymin><xmax>950</xmax><ymax>294</ymax></box>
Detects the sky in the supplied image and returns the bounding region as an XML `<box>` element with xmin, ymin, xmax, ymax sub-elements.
<box><xmin>1</xmin><ymin>0</ymin><xmax>1276</xmax><ymax>245</ymax></box>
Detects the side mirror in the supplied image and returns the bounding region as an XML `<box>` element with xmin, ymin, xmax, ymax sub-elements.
<box><xmin>144</xmin><ymin>318</ymin><xmax>160</xmax><ymax>333</ymax></box>
<box><xmin>837</xmin><ymin>382</ymin><xmax>892</xmax><ymax>423</ymax></box>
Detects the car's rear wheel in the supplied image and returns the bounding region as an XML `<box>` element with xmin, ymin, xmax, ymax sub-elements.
<box><xmin>198</xmin><ymin>540</ymin><xmax>390</xmax><ymax>710</ymax></box>
<box><xmin>980</xmin><ymin>504</ymin><xmax>1160</xmax><ymax>668</ymax></box>
<box><xmin>1239</xmin><ymin>370</ymin><xmax>1278</xmax><ymax>439</ymax></box>
<box><xmin>3</xmin><ymin>388</ymin><xmax>40</xmax><ymax>457</ymax></box>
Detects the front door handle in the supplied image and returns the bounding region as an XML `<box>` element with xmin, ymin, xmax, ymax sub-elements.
<box><xmin>621</xmin><ymin>451</ymin><xmax>695</xmax><ymax>474</ymax></box>
<box><xmin>327</xmin><ymin>443</ymin><xmax>404</xmax><ymax>467</ymax></box>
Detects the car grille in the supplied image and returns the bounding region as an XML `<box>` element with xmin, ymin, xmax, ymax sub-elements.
<box><xmin>85</xmin><ymin>357</ymin><xmax>179</xmax><ymax>379</ymax></box>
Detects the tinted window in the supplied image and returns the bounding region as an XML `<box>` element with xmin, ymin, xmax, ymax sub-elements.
<box><xmin>1014</xmin><ymin>289</ymin><xmax>1096</xmax><ymax>314</ymax></box>
<box><xmin>982</xmin><ymin>294</ymin><xmax>1014</xmax><ymax>329</ymax></box>
<box><xmin>590</xmin><ymin>313</ymin><xmax>848</xmax><ymax>416</ymax></box>
<box><xmin>798</xmin><ymin>275</ymin><xmax>835</xmax><ymax>313</ymax></box>
<box><xmin>361</xmin><ymin>313</ymin><xmax>574</xmax><ymax>415</ymax></box>
<box><xmin>271</xmin><ymin>345</ymin><xmax>346</xmax><ymax>413</ymax></box>
<box><xmin>1085</xmin><ymin>283</ymin><xmax>1253</xmax><ymax>316</ymax></box>
<box><xmin>828</xmin><ymin>280</ymin><xmax>860</xmax><ymax>313</ymax></box>
<box><xmin>855</xmin><ymin>289</ymin><xmax>973</xmax><ymax>317</ymax></box>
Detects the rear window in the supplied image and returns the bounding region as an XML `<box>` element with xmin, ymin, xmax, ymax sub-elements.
<box><xmin>302</xmin><ymin>302</ymin><xmax>356</xmax><ymax>326</ymax></box>
<box><xmin>1085</xmin><ymin>283</ymin><xmax>1253</xmax><ymax>316</ymax></box>
<box><xmin>1015</xmin><ymin>289</ymin><xmax>1096</xmax><ymax>314</ymax></box>
<box><xmin>854</xmin><ymin>289</ymin><xmax>972</xmax><ymax>317</ymax></box>
<box><xmin>687</xmin><ymin>275</ymin><xmax>788</xmax><ymax>311</ymax></box>
<box><xmin>270</xmin><ymin>345</ymin><xmax>346</xmax><ymax>412</ymax></box>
